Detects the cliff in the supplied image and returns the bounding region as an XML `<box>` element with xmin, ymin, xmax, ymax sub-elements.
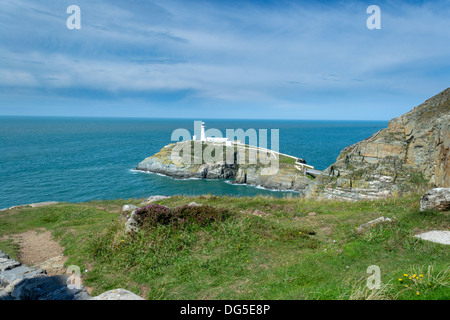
<box><xmin>307</xmin><ymin>88</ymin><xmax>450</xmax><ymax>200</ymax></box>
<box><xmin>136</xmin><ymin>141</ymin><xmax>313</xmax><ymax>194</ymax></box>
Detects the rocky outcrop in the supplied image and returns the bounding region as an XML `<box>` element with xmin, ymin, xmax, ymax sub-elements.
<box><xmin>415</xmin><ymin>230</ymin><xmax>450</xmax><ymax>245</ymax></box>
<box><xmin>136</xmin><ymin>142</ymin><xmax>238</xmax><ymax>180</ymax></box>
<box><xmin>136</xmin><ymin>141</ymin><xmax>313</xmax><ymax>194</ymax></box>
<box><xmin>355</xmin><ymin>217</ymin><xmax>393</xmax><ymax>234</ymax></box>
<box><xmin>0</xmin><ymin>202</ymin><xmax>59</xmax><ymax>212</ymax></box>
<box><xmin>92</xmin><ymin>288</ymin><xmax>144</xmax><ymax>300</ymax></box>
<box><xmin>141</xmin><ymin>195</ymin><xmax>171</xmax><ymax>205</ymax></box>
<box><xmin>420</xmin><ymin>188</ymin><xmax>450</xmax><ymax>212</ymax></box>
<box><xmin>0</xmin><ymin>249</ymin><xmax>143</xmax><ymax>300</ymax></box>
<box><xmin>307</xmin><ymin>88</ymin><xmax>450</xmax><ymax>200</ymax></box>
<box><xmin>234</xmin><ymin>165</ymin><xmax>311</xmax><ymax>192</ymax></box>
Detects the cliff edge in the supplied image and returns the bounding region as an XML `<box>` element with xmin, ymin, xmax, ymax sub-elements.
<box><xmin>307</xmin><ymin>88</ymin><xmax>450</xmax><ymax>200</ymax></box>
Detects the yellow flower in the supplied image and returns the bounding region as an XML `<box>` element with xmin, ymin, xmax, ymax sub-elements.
<box><xmin>403</xmin><ymin>274</ymin><xmax>408</xmax><ymax>277</ymax></box>
<box><xmin>398</xmin><ymin>278</ymin><xmax>403</xmax><ymax>282</ymax></box>
<box><xmin>416</xmin><ymin>291</ymin><xmax>420</xmax><ymax>295</ymax></box>
<box><xmin>405</xmin><ymin>285</ymin><xmax>408</xmax><ymax>287</ymax></box>
<box><xmin>419</xmin><ymin>274</ymin><xmax>424</xmax><ymax>278</ymax></box>
<box><xmin>413</xmin><ymin>274</ymin><xmax>417</xmax><ymax>278</ymax></box>
<box><xmin>299</xmin><ymin>232</ymin><xmax>302</xmax><ymax>234</ymax></box>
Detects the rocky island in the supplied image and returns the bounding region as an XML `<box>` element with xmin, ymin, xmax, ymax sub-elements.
<box><xmin>136</xmin><ymin>140</ymin><xmax>315</xmax><ymax>194</ymax></box>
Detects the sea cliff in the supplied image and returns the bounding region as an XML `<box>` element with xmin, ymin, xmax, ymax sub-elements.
<box><xmin>306</xmin><ymin>88</ymin><xmax>450</xmax><ymax>200</ymax></box>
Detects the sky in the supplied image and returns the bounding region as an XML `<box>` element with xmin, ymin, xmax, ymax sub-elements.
<box><xmin>0</xmin><ymin>0</ymin><xmax>449</xmax><ymax>120</ymax></box>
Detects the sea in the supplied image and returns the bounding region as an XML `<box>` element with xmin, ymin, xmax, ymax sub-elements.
<box><xmin>0</xmin><ymin>116</ymin><xmax>388</xmax><ymax>209</ymax></box>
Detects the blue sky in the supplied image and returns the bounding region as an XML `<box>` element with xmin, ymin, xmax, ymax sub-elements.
<box><xmin>0</xmin><ymin>0</ymin><xmax>449</xmax><ymax>120</ymax></box>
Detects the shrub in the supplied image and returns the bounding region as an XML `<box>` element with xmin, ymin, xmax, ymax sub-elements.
<box><xmin>133</xmin><ymin>204</ymin><xmax>230</xmax><ymax>229</ymax></box>
<box><xmin>134</xmin><ymin>204</ymin><xmax>171</xmax><ymax>228</ymax></box>
<box><xmin>171</xmin><ymin>205</ymin><xmax>230</xmax><ymax>228</ymax></box>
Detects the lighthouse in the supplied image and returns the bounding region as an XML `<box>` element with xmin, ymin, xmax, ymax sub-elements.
<box><xmin>193</xmin><ymin>121</ymin><xmax>233</xmax><ymax>146</ymax></box>
<box><xmin>200</xmin><ymin>121</ymin><xmax>206</xmax><ymax>141</ymax></box>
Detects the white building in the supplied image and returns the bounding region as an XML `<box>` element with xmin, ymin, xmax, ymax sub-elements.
<box><xmin>194</xmin><ymin>121</ymin><xmax>234</xmax><ymax>146</ymax></box>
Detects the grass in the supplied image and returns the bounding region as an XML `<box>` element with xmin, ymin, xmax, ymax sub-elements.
<box><xmin>173</xmin><ymin>141</ymin><xmax>303</xmax><ymax>171</ymax></box>
<box><xmin>0</xmin><ymin>194</ymin><xmax>448</xmax><ymax>300</ymax></box>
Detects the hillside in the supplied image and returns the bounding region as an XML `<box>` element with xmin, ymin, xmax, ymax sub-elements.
<box><xmin>1</xmin><ymin>195</ymin><xmax>448</xmax><ymax>300</ymax></box>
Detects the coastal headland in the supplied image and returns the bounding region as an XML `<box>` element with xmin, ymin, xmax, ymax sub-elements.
<box><xmin>136</xmin><ymin>88</ymin><xmax>450</xmax><ymax>200</ymax></box>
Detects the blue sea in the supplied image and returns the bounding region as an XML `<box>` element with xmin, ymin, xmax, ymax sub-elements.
<box><xmin>0</xmin><ymin>117</ymin><xmax>387</xmax><ymax>209</ymax></box>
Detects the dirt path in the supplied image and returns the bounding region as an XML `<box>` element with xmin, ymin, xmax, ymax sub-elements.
<box><xmin>3</xmin><ymin>229</ymin><xmax>68</xmax><ymax>276</ymax></box>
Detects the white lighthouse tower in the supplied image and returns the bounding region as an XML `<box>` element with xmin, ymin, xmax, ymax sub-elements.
<box><xmin>193</xmin><ymin>121</ymin><xmax>233</xmax><ymax>146</ymax></box>
<box><xmin>200</xmin><ymin>121</ymin><xmax>206</xmax><ymax>141</ymax></box>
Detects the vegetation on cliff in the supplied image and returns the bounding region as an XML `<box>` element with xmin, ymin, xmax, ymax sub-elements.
<box><xmin>0</xmin><ymin>195</ymin><xmax>448</xmax><ymax>300</ymax></box>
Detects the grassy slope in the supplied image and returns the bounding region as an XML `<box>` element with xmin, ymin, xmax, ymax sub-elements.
<box><xmin>0</xmin><ymin>194</ymin><xmax>448</xmax><ymax>300</ymax></box>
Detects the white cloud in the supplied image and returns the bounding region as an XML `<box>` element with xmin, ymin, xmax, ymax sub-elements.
<box><xmin>0</xmin><ymin>0</ymin><xmax>449</xmax><ymax>118</ymax></box>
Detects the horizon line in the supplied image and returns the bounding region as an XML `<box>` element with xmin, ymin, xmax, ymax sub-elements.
<box><xmin>0</xmin><ymin>114</ymin><xmax>389</xmax><ymax>122</ymax></box>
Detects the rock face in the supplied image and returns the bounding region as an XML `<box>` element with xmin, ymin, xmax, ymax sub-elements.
<box><xmin>307</xmin><ymin>88</ymin><xmax>450</xmax><ymax>200</ymax></box>
<box><xmin>136</xmin><ymin>141</ymin><xmax>313</xmax><ymax>194</ymax></box>
<box><xmin>420</xmin><ymin>188</ymin><xmax>450</xmax><ymax>212</ymax></box>
<box><xmin>0</xmin><ymin>249</ymin><xmax>144</xmax><ymax>300</ymax></box>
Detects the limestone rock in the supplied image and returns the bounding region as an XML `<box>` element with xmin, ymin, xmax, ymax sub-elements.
<box><xmin>0</xmin><ymin>250</ymin><xmax>141</xmax><ymax>300</ymax></box>
<box><xmin>0</xmin><ymin>258</ymin><xmax>21</xmax><ymax>272</ymax></box>
<box><xmin>0</xmin><ymin>202</ymin><xmax>59</xmax><ymax>212</ymax></box>
<box><xmin>415</xmin><ymin>230</ymin><xmax>450</xmax><ymax>245</ymax></box>
<box><xmin>355</xmin><ymin>217</ymin><xmax>393</xmax><ymax>234</ymax></box>
<box><xmin>37</xmin><ymin>255</ymin><xmax>67</xmax><ymax>275</ymax></box>
<box><xmin>29</xmin><ymin>202</ymin><xmax>59</xmax><ymax>208</ymax></box>
<box><xmin>93</xmin><ymin>288</ymin><xmax>145</xmax><ymax>300</ymax></box>
<box><xmin>188</xmin><ymin>202</ymin><xmax>203</xmax><ymax>207</ymax></box>
<box><xmin>125</xmin><ymin>210</ymin><xmax>140</xmax><ymax>234</ymax></box>
<box><xmin>0</xmin><ymin>251</ymin><xmax>9</xmax><ymax>259</ymax></box>
<box><xmin>145</xmin><ymin>195</ymin><xmax>171</xmax><ymax>204</ymax></box>
<box><xmin>308</xmin><ymin>88</ymin><xmax>450</xmax><ymax>200</ymax></box>
<box><xmin>122</xmin><ymin>204</ymin><xmax>138</xmax><ymax>212</ymax></box>
<box><xmin>120</xmin><ymin>204</ymin><xmax>139</xmax><ymax>221</ymax></box>
<box><xmin>420</xmin><ymin>188</ymin><xmax>450</xmax><ymax>211</ymax></box>
<box><xmin>0</xmin><ymin>265</ymin><xmax>47</xmax><ymax>288</ymax></box>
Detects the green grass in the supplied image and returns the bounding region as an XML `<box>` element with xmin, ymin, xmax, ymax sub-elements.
<box><xmin>0</xmin><ymin>194</ymin><xmax>448</xmax><ymax>300</ymax></box>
